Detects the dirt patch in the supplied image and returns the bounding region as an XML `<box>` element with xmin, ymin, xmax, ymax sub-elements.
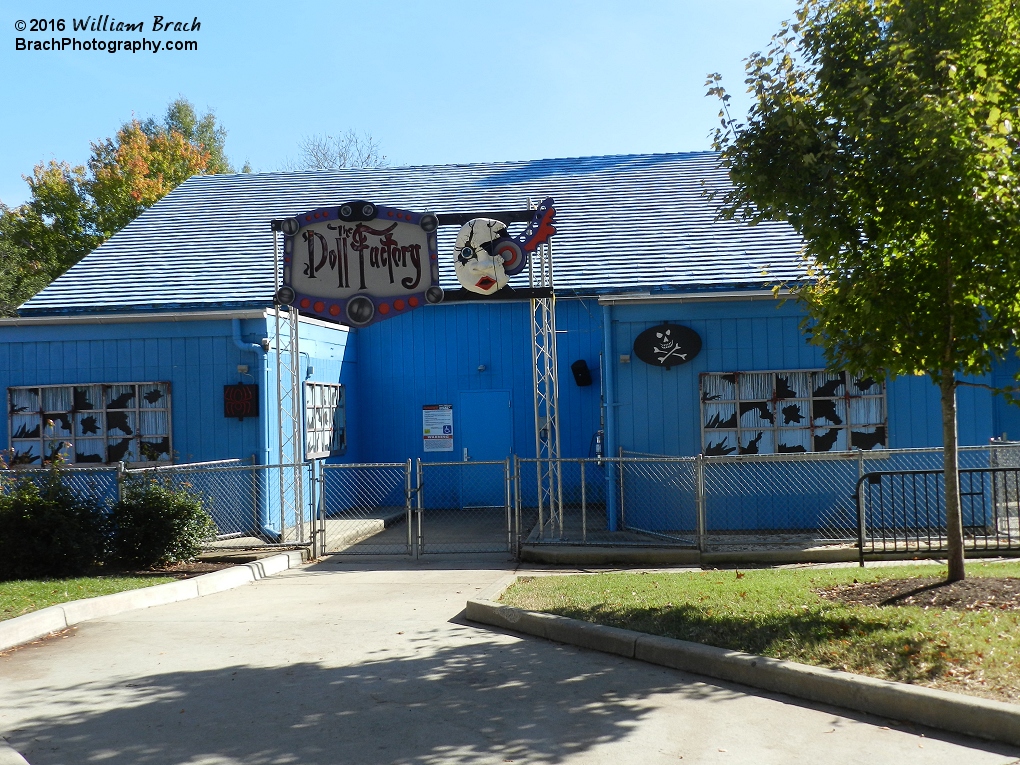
<box><xmin>819</xmin><ymin>576</ymin><xmax>1020</xmax><ymax>611</ymax></box>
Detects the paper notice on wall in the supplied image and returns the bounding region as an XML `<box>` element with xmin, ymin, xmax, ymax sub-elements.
<box><xmin>422</xmin><ymin>404</ymin><xmax>454</xmax><ymax>452</ymax></box>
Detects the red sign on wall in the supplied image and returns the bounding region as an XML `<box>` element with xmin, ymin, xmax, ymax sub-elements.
<box><xmin>224</xmin><ymin>384</ymin><xmax>259</xmax><ymax>420</ymax></box>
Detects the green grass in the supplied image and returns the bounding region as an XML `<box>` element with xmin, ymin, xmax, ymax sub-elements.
<box><xmin>0</xmin><ymin>575</ymin><xmax>176</xmax><ymax>622</ymax></box>
<box><xmin>502</xmin><ymin>562</ymin><xmax>1020</xmax><ymax>703</ymax></box>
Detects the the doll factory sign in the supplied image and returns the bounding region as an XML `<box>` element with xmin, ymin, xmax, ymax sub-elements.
<box><xmin>274</xmin><ymin>198</ymin><xmax>556</xmax><ymax>327</ymax></box>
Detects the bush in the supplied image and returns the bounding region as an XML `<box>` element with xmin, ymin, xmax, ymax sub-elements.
<box><xmin>110</xmin><ymin>477</ymin><xmax>216</xmax><ymax>568</ymax></box>
<box><xmin>0</xmin><ymin>469</ymin><xmax>107</xmax><ymax>581</ymax></box>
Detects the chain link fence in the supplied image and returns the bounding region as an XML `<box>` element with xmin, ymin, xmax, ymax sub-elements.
<box><xmin>124</xmin><ymin>460</ymin><xmax>313</xmax><ymax>550</ymax></box>
<box><xmin>0</xmin><ymin>464</ymin><xmax>120</xmax><ymax>509</ymax></box>
<box><xmin>7</xmin><ymin>442</ymin><xmax>1017</xmax><ymax>559</ymax></box>
<box><xmin>1</xmin><ymin>459</ymin><xmax>314</xmax><ymax>552</ymax></box>
<box><xmin>514</xmin><ymin>446</ymin><xmax>1003</xmax><ymax>552</ymax></box>
<box><xmin>516</xmin><ymin>458</ymin><xmax>698</xmax><ymax>547</ymax></box>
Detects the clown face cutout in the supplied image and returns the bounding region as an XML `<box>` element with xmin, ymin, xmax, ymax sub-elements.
<box><xmin>454</xmin><ymin>218</ymin><xmax>510</xmax><ymax>295</ymax></box>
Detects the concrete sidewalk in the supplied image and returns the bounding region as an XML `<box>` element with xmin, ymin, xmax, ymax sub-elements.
<box><xmin>1</xmin><ymin>554</ymin><xmax>1019</xmax><ymax>765</ymax></box>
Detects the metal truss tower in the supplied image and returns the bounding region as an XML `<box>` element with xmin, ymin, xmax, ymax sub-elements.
<box><xmin>273</xmin><ymin>230</ymin><xmax>304</xmax><ymax>542</ymax></box>
<box><xmin>529</xmin><ymin>228</ymin><xmax>563</xmax><ymax>539</ymax></box>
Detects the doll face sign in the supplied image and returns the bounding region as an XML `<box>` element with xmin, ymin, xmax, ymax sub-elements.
<box><xmin>454</xmin><ymin>218</ymin><xmax>510</xmax><ymax>295</ymax></box>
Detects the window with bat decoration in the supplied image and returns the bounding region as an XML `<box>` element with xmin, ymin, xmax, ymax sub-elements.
<box><xmin>700</xmin><ymin>371</ymin><xmax>886</xmax><ymax>457</ymax></box>
<box><xmin>7</xmin><ymin>383</ymin><xmax>172</xmax><ymax>466</ymax></box>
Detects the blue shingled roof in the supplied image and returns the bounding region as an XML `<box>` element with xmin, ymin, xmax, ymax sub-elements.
<box><xmin>19</xmin><ymin>152</ymin><xmax>806</xmax><ymax>316</ymax></box>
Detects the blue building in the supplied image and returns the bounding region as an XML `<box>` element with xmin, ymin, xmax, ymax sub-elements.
<box><xmin>2</xmin><ymin>152</ymin><xmax>1017</xmax><ymax>480</ymax></box>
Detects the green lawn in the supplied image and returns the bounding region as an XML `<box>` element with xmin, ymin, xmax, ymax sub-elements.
<box><xmin>0</xmin><ymin>576</ymin><xmax>176</xmax><ymax>622</ymax></box>
<box><xmin>501</xmin><ymin>562</ymin><xmax>1020</xmax><ymax>703</ymax></box>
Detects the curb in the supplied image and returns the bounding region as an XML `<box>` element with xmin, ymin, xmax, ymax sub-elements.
<box><xmin>520</xmin><ymin>545</ymin><xmax>1020</xmax><ymax>567</ymax></box>
<box><xmin>0</xmin><ymin>740</ymin><xmax>29</xmax><ymax>765</ymax></box>
<box><xmin>0</xmin><ymin>550</ymin><xmax>308</xmax><ymax>654</ymax></box>
<box><xmin>465</xmin><ymin>579</ymin><xmax>1020</xmax><ymax>748</ymax></box>
<box><xmin>519</xmin><ymin>546</ymin><xmax>860</xmax><ymax>566</ymax></box>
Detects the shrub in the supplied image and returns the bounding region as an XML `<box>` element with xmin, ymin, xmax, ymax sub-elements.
<box><xmin>0</xmin><ymin>469</ymin><xmax>107</xmax><ymax>581</ymax></box>
<box><xmin>110</xmin><ymin>477</ymin><xmax>216</xmax><ymax>568</ymax></box>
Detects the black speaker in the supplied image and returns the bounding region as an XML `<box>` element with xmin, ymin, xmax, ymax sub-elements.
<box><xmin>571</xmin><ymin>359</ymin><xmax>593</xmax><ymax>387</ymax></box>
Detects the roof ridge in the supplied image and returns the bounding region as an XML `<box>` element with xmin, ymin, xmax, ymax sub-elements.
<box><xmin>183</xmin><ymin>150</ymin><xmax>722</xmax><ymax>182</ymax></box>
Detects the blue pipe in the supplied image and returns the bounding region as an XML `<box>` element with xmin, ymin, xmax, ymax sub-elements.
<box><xmin>231</xmin><ymin>317</ymin><xmax>263</xmax><ymax>355</ymax></box>
<box><xmin>231</xmin><ymin>318</ymin><xmax>279</xmax><ymax>540</ymax></box>
<box><xmin>601</xmin><ymin>305</ymin><xmax>619</xmax><ymax>531</ymax></box>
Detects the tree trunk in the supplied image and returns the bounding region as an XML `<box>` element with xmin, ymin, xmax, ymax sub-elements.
<box><xmin>940</xmin><ymin>369</ymin><xmax>965</xmax><ymax>582</ymax></box>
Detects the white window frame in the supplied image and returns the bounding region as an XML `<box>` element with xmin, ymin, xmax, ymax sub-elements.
<box><xmin>699</xmin><ymin>370</ymin><xmax>887</xmax><ymax>456</ymax></box>
<box><xmin>7</xmin><ymin>382</ymin><xmax>173</xmax><ymax>467</ymax></box>
<box><xmin>304</xmin><ymin>382</ymin><xmax>346</xmax><ymax>459</ymax></box>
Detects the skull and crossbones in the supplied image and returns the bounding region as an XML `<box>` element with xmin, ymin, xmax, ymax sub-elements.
<box><xmin>653</xmin><ymin>329</ymin><xmax>687</xmax><ymax>364</ymax></box>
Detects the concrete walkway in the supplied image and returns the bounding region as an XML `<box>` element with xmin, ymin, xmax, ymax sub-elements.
<box><xmin>1</xmin><ymin>555</ymin><xmax>1019</xmax><ymax>765</ymax></box>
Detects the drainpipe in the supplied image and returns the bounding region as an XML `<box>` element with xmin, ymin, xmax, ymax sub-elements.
<box><xmin>232</xmin><ymin>318</ymin><xmax>279</xmax><ymax>540</ymax></box>
<box><xmin>232</xmin><ymin>317</ymin><xmax>263</xmax><ymax>355</ymax></box>
<box><xmin>602</xmin><ymin>305</ymin><xmax>619</xmax><ymax>531</ymax></box>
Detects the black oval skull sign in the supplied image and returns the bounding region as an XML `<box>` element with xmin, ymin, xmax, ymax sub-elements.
<box><xmin>633</xmin><ymin>323</ymin><xmax>702</xmax><ymax>369</ymax></box>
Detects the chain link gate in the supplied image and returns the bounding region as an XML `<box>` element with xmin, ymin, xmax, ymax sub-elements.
<box><xmin>415</xmin><ymin>459</ymin><xmax>515</xmax><ymax>554</ymax></box>
<box><xmin>318</xmin><ymin>462</ymin><xmax>414</xmax><ymax>555</ymax></box>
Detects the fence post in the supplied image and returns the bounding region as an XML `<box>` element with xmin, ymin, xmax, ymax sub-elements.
<box><xmin>695</xmin><ymin>454</ymin><xmax>706</xmax><ymax>552</ymax></box>
<box><xmin>405</xmin><ymin>459</ymin><xmax>414</xmax><ymax>557</ymax></box>
<box><xmin>504</xmin><ymin>458</ymin><xmax>513</xmax><ymax>554</ymax></box>
<box><xmin>317</xmin><ymin>462</ymin><xmax>326</xmax><ymax>556</ymax></box>
<box><xmin>116</xmin><ymin>461</ymin><xmax>126</xmax><ymax>503</ymax></box>
<box><xmin>415</xmin><ymin>458</ymin><xmax>423</xmax><ymax>558</ymax></box>
<box><xmin>618</xmin><ymin>447</ymin><xmax>626</xmax><ymax>529</ymax></box>
<box><xmin>309</xmin><ymin>460</ymin><xmax>318</xmax><ymax>559</ymax></box>
<box><xmin>514</xmin><ymin>455</ymin><xmax>522</xmax><ymax>560</ymax></box>
<box><xmin>580</xmin><ymin>459</ymin><xmax>587</xmax><ymax>545</ymax></box>
<box><xmin>856</xmin><ymin>476</ymin><xmax>867</xmax><ymax>567</ymax></box>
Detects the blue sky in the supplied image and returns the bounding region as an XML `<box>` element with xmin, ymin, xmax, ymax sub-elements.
<box><xmin>1</xmin><ymin>1</ymin><xmax>798</xmax><ymax>207</ymax></box>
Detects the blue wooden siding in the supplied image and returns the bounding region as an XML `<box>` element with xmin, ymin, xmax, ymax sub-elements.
<box><xmin>0</xmin><ymin>315</ymin><xmax>350</xmax><ymax>467</ymax></box>
<box><xmin>607</xmin><ymin>299</ymin><xmax>997</xmax><ymax>457</ymax></box>
<box><xmin>347</xmin><ymin>299</ymin><xmax>604</xmax><ymax>464</ymax></box>
<box><xmin>2</xmin><ymin>297</ymin><xmax>1007</xmax><ymax>475</ymax></box>
<box><xmin>0</xmin><ymin>319</ymin><xmax>265</xmax><ymax>463</ymax></box>
<box><xmin>992</xmin><ymin>355</ymin><xmax>1020</xmax><ymax>441</ymax></box>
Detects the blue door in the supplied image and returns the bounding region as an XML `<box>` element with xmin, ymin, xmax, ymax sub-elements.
<box><xmin>459</xmin><ymin>390</ymin><xmax>512</xmax><ymax>507</ymax></box>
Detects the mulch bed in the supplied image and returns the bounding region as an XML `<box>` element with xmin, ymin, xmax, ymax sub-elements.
<box><xmin>819</xmin><ymin>576</ymin><xmax>1020</xmax><ymax>611</ymax></box>
<box><xmin>105</xmin><ymin>561</ymin><xmax>235</xmax><ymax>580</ymax></box>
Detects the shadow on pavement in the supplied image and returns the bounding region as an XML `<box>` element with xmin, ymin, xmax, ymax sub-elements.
<box><xmin>7</xmin><ymin>632</ymin><xmax>738</xmax><ymax>765</ymax></box>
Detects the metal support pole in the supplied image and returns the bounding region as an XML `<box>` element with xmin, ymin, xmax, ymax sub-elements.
<box><xmin>529</xmin><ymin>205</ymin><xmax>562</xmax><ymax>541</ymax></box>
<box><xmin>601</xmin><ymin>305</ymin><xmax>619</xmax><ymax>531</ymax></box>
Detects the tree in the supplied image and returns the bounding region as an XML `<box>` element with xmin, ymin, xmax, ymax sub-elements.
<box><xmin>0</xmin><ymin>98</ymin><xmax>235</xmax><ymax>309</ymax></box>
<box><xmin>286</xmin><ymin>129</ymin><xmax>386</xmax><ymax>170</ymax></box>
<box><xmin>142</xmin><ymin>97</ymin><xmax>233</xmax><ymax>174</ymax></box>
<box><xmin>709</xmin><ymin>0</ymin><xmax>1020</xmax><ymax>581</ymax></box>
<box><xmin>0</xmin><ymin>160</ymin><xmax>102</xmax><ymax>309</ymax></box>
<box><xmin>88</xmin><ymin>119</ymin><xmax>211</xmax><ymax>237</ymax></box>
<box><xmin>0</xmin><ymin>238</ymin><xmax>51</xmax><ymax>317</ymax></box>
